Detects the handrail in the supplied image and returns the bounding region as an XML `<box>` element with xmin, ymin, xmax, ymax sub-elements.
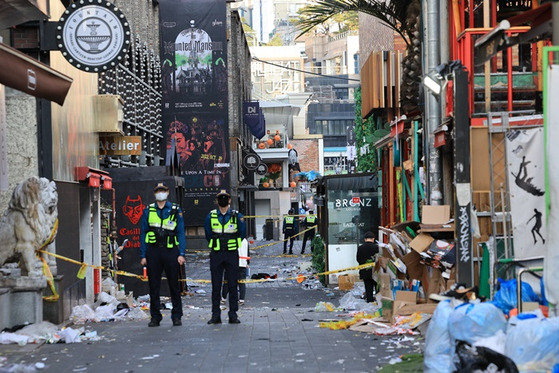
<box><xmin>517</xmin><ymin>267</ymin><xmax>543</xmax><ymax>313</ymax></box>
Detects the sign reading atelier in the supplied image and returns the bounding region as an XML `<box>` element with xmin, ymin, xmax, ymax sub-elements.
<box><xmin>56</xmin><ymin>0</ymin><xmax>131</xmax><ymax>72</ymax></box>
<box><xmin>99</xmin><ymin>136</ymin><xmax>142</xmax><ymax>156</ymax></box>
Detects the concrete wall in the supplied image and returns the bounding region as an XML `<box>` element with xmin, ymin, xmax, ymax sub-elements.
<box><xmin>0</xmin><ymin>89</ymin><xmax>39</xmax><ymax>212</ymax></box>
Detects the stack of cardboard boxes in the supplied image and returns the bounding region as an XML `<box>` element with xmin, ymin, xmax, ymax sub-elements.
<box><xmin>377</xmin><ymin>205</ymin><xmax>456</xmax><ymax>323</ymax></box>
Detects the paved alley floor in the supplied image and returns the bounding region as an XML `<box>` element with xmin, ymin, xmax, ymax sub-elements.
<box><xmin>0</xmin><ymin>240</ymin><xmax>425</xmax><ymax>373</ymax></box>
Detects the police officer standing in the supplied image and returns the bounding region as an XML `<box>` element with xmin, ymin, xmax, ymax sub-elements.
<box><xmin>140</xmin><ymin>182</ymin><xmax>186</xmax><ymax>327</ymax></box>
<box><xmin>300</xmin><ymin>210</ymin><xmax>318</xmax><ymax>254</ymax></box>
<box><xmin>205</xmin><ymin>189</ymin><xmax>246</xmax><ymax>324</ymax></box>
<box><xmin>282</xmin><ymin>208</ymin><xmax>298</xmax><ymax>255</ymax></box>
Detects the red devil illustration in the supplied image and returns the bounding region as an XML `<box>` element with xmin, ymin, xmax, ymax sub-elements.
<box><xmin>122</xmin><ymin>195</ymin><xmax>145</xmax><ymax>225</ymax></box>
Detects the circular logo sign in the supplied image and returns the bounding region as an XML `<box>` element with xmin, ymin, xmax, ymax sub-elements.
<box><xmin>56</xmin><ymin>1</ymin><xmax>131</xmax><ymax>72</ymax></box>
<box><xmin>256</xmin><ymin>163</ymin><xmax>268</xmax><ymax>176</ymax></box>
<box><xmin>243</xmin><ymin>154</ymin><xmax>260</xmax><ymax>170</ymax></box>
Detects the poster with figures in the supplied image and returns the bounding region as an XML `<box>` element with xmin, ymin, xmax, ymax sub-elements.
<box><xmin>506</xmin><ymin>127</ymin><xmax>546</xmax><ymax>259</ymax></box>
<box><xmin>159</xmin><ymin>0</ymin><xmax>229</xmax><ymax>224</ymax></box>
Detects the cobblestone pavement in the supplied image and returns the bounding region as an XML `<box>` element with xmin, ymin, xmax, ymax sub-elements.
<box><xmin>0</xmin><ymin>239</ymin><xmax>425</xmax><ymax>373</ymax></box>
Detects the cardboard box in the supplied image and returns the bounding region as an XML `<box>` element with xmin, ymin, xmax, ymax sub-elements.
<box><xmin>393</xmin><ymin>291</ymin><xmax>418</xmax><ymax>321</ymax></box>
<box><xmin>379</xmin><ymin>273</ymin><xmax>392</xmax><ymax>299</ymax></box>
<box><xmin>422</xmin><ymin>205</ymin><xmax>451</xmax><ymax>224</ymax></box>
<box><xmin>402</xmin><ymin>251</ymin><xmax>424</xmax><ymax>281</ymax></box>
<box><xmin>381</xmin><ymin>297</ymin><xmax>393</xmax><ymax>322</ymax></box>
<box><xmin>338</xmin><ymin>274</ymin><xmax>354</xmax><ymax>290</ymax></box>
<box><xmin>410</xmin><ymin>233</ymin><xmax>434</xmax><ymax>253</ymax></box>
<box><xmin>396</xmin><ymin>303</ymin><xmax>438</xmax><ymax>316</ymax></box>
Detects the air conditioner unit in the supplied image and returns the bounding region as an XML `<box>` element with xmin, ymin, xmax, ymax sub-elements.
<box><xmin>93</xmin><ymin>94</ymin><xmax>124</xmax><ymax>134</ymax></box>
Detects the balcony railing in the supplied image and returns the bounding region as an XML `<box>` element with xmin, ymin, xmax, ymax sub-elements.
<box><xmin>456</xmin><ymin>27</ymin><xmax>541</xmax><ymax>122</ymax></box>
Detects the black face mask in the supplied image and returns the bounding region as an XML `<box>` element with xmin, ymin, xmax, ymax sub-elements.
<box><xmin>217</xmin><ymin>197</ymin><xmax>229</xmax><ymax>207</ymax></box>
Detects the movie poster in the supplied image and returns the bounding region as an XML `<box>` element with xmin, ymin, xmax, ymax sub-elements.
<box><xmin>160</xmin><ymin>0</ymin><xmax>229</xmax><ymax>224</ymax></box>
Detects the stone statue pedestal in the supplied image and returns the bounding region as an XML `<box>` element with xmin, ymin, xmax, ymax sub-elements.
<box><xmin>0</xmin><ymin>276</ymin><xmax>47</xmax><ymax>330</ymax></box>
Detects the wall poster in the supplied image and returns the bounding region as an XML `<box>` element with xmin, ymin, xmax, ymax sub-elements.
<box><xmin>159</xmin><ymin>0</ymin><xmax>229</xmax><ymax>225</ymax></box>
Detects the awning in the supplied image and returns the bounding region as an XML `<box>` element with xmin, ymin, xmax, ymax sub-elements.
<box><xmin>0</xmin><ymin>0</ymin><xmax>48</xmax><ymax>29</ymax></box>
<box><xmin>0</xmin><ymin>42</ymin><xmax>73</xmax><ymax>106</ymax></box>
<box><xmin>75</xmin><ymin>166</ymin><xmax>111</xmax><ymax>189</ymax></box>
<box><xmin>474</xmin><ymin>3</ymin><xmax>552</xmax><ymax>66</ymax></box>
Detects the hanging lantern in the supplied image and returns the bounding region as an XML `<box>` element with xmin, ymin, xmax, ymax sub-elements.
<box><xmin>258</xmin><ymin>142</ymin><xmax>266</xmax><ymax>149</ymax></box>
<box><xmin>274</xmin><ymin>135</ymin><xmax>281</xmax><ymax>141</ymax></box>
<box><xmin>289</xmin><ymin>181</ymin><xmax>296</xmax><ymax>188</ymax></box>
<box><xmin>287</xmin><ymin>144</ymin><xmax>293</xmax><ymax>149</ymax></box>
<box><xmin>267</xmin><ymin>138</ymin><xmax>274</xmax><ymax>145</ymax></box>
<box><xmin>262</xmin><ymin>181</ymin><xmax>270</xmax><ymax>188</ymax></box>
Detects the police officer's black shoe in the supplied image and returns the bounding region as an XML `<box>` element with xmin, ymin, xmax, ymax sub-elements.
<box><xmin>148</xmin><ymin>319</ymin><xmax>160</xmax><ymax>327</ymax></box>
<box><xmin>288</xmin><ymin>251</ymin><xmax>293</xmax><ymax>255</ymax></box>
<box><xmin>172</xmin><ymin>319</ymin><xmax>182</xmax><ymax>326</ymax></box>
<box><xmin>229</xmin><ymin>318</ymin><xmax>241</xmax><ymax>324</ymax></box>
<box><xmin>207</xmin><ymin>318</ymin><xmax>222</xmax><ymax>325</ymax></box>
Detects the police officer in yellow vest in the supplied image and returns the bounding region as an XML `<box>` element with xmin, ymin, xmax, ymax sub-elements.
<box><xmin>140</xmin><ymin>182</ymin><xmax>186</xmax><ymax>327</ymax></box>
<box><xmin>282</xmin><ymin>208</ymin><xmax>298</xmax><ymax>255</ymax></box>
<box><xmin>204</xmin><ymin>189</ymin><xmax>246</xmax><ymax>324</ymax></box>
<box><xmin>301</xmin><ymin>210</ymin><xmax>318</xmax><ymax>254</ymax></box>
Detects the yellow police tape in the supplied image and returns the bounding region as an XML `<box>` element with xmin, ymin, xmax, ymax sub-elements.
<box><xmin>36</xmin><ymin>244</ymin><xmax>374</xmax><ymax>290</ymax></box>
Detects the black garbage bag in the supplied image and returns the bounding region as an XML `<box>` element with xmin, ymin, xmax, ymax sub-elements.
<box><xmin>453</xmin><ymin>340</ymin><xmax>518</xmax><ymax>373</ymax></box>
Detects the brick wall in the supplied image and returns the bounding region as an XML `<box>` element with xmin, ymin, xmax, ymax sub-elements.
<box><xmin>291</xmin><ymin>139</ymin><xmax>319</xmax><ymax>175</ymax></box>
<box><xmin>12</xmin><ymin>27</ymin><xmax>38</xmax><ymax>49</ymax></box>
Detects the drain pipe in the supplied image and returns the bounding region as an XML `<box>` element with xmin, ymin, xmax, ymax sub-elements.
<box><xmin>426</xmin><ymin>0</ymin><xmax>443</xmax><ymax>205</ymax></box>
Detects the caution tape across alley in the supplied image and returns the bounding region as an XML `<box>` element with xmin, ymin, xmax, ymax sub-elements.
<box><xmin>36</xmin><ymin>245</ymin><xmax>374</xmax><ymax>293</ymax></box>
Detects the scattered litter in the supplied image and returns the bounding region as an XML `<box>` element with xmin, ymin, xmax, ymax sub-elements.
<box><xmin>0</xmin><ymin>333</ymin><xmax>29</xmax><ymax>346</ymax></box>
<box><xmin>315</xmin><ymin>302</ymin><xmax>335</xmax><ymax>312</ymax></box>
<box><xmin>59</xmin><ymin>327</ymin><xmax>81</xmax><ymax>343</ymax></box>
<box><xmin>195</xmin><ymin>289</ymin><xmax>206</xmax><ymax>295</ymax></box>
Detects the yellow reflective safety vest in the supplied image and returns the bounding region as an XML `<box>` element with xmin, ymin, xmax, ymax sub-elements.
<box><xmin>209</xmin><ymin>209</ymin><xmax>241</xmax><ymax>251</ymax></box>
<box><xmin>284</xmin><ymin>216</ymin><xmax>295</xmax><ymax>230</ymax></box>
<box><xmin>306</xmin><ymin>215</ymin><xmax>317</xmax><ymax>224</ymax></box>
<box><xmin>145</xmin><ymin>203</ymin><xmax>179</xmax><ymax>248</ymax></box>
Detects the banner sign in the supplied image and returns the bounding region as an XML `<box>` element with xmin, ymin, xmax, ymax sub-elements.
<box><xmin>506</xmin><ymin>127</ymin><xmax>546</xmax><ymax>259</ymax></box>
<box><xmin>160</xmin><ymin>0</ymin><xmax>229</xmax><ymax>225</ymax></box>
<box><xmin>56</xmin><ymin>1</ymin><xmax>131</xmax><ymax>72</ymax></box>
<box><xmin>243</xmin><ymin>101</ymin><xmax>265</xmax><ymax>139</ymax></box>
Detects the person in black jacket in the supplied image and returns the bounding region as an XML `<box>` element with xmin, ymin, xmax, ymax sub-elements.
<box><xmin>356</xmin><ymin>231</ymin><xmax>379</xmax><ymax>303</ymax></box>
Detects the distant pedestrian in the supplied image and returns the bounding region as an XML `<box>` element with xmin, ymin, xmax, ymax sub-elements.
<box><xmin>356</xmin><ymin>231</ymin><xmax>379</xmax><ymax>303</ymax></box>
<box><xmin>222</xmin><ymin>238</ymin><xmax>250</xmax><ymax>306</ymax></box>
<box><xmin>140</xmin><ymin>182</ymin><xmax>186</xmax><ymax>327</ymax></box>
<box><xmin>300</xmin><ymin>210</ymin><xmax>318</xmax><ymax>254</ymax></box>
<box><xmin>205</xmin><ymin>189</ymin><xmax>246</xmax><ymax>324</ymax></box>
<box><xmin>282</xmin><ymin>208</ymin><xmax>298</xmax><ymax>254</ymax></box>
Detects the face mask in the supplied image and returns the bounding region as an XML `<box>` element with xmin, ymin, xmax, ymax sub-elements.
<box><xmin>155</xmin><ymin>192</ymin><xmax>168</xmax><ymax>201</ymax></box>
<box><xmin>217</xmin><ymin>197</ymin><xmax>229</xmax><ymax>207</ymax></box>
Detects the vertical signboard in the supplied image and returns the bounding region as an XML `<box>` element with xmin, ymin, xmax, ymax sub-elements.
<box><xmin>160</xmin><ymin>0</ymin><xmax>229</xmax><ymax>224</ymax></box>
<box><xmin>453</xmin><ymin>67</ymin><xmax>473</xmax><ymax>287</ymax></box>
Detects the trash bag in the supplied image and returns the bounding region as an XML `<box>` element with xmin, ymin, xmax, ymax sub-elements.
<box><xmin>424</xmin><ymin>300</ymin><xmax>454</xmax><ymax>373</ymax></box>
<box><xmin>448</xmin><ymin>302</ymin><xmax>507</xmax><ymax>345</ymax></box>
<box><xmin>505</xmin><ymin>315</ymin><xmax>559</xmax><ymax>371</ymax></box>
<box><xmin>454</xmin><ymin>340</ymin><xmax>518</xmax><ymax>373</ymax></box>
<box><xmin>491</xmin><ymin>278</ymin><xmax>540</xmax><ymax>314</ymax></box>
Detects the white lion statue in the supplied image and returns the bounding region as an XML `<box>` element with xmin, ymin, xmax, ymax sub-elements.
<box><xmin>0</xmin><ymin>176</ymin><xmax>58</xmax><ymax>276</ymax></box>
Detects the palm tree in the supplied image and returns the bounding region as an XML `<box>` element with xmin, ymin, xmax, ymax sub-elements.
<box><xmin>295</xmin><ymin>0</ymin><xmax>416</xmax><ymax>48</ymax></box>
<box><xmin>296</xmin><ymin>0</ymin><xmax>422</xmax><ymax>114</ymax></box>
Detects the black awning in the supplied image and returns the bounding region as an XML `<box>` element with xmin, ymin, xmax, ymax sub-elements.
<box><xmin>0</xmin><ymin>42</ymin><xmax>73</xmax><ymax>106</ymax></box>
<box><xmin>0</xmin><ymin>0</ymin><xmax>49</xmax><ymax>29</ymax></box>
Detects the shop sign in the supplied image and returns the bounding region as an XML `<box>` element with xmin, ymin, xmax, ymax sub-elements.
<box><xmin>56</xmin><ymin>0</ymin><xmax>131</xmax><ymax>72</ymax></box>
<box><xmin>99</xmin><ymin>136</ymin><xmax>141</xmax><ymax>155</ymax></box>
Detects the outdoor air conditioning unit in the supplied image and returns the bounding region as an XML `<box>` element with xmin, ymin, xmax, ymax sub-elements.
<box><xmin>93</xmin><ymin>94</ymin><xmax>124</xmax><ymax>135</ymax></box>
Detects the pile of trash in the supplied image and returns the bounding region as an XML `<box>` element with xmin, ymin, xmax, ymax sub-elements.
<box><xmin>424</xmin><ymin>281</ymin><xmax>559</xmax><ymax>372</ymax></box>
<box><xmin>0</xmin><ymin>321</ymin><xmax>101</xmax><ymax>346</ymax></box>
<box><xmin>69</xmin><ymin>291</ymin><xmax>149</xmax><ymax>324</ymax></box>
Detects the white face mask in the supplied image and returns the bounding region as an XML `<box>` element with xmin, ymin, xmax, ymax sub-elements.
<box><xmin>155</xmin><ymin>192</ymin><xmax>168</xmax><ymax>201</ymax></box>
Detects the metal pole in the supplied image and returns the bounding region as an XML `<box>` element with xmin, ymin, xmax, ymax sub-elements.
<box><xmin>427</xmin><ymin>0</ymin><xmax>443</xmax><ymax>205</ymax></box>
<box><xmin>553</xmin><ymin>3</ymin><xmax>559</xmax><ymax>46</ymax></box>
